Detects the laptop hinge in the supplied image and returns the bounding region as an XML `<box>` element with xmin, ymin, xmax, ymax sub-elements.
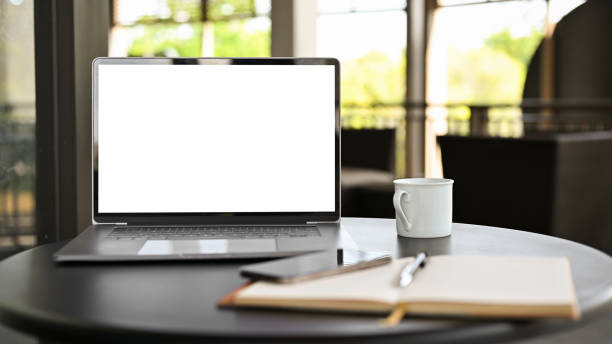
<box><xmin>306</xmin><ymin>221</ymin><xmax>335</xmax><ymax>224</ymax></box>
<box><xmin>115</xmin><ymin>221</ymin><xmax>326</xmax><ymax>226</ymax></box>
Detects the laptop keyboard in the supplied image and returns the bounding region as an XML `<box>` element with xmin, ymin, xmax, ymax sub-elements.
<box><xmin>107</xmin><ymin>225</ymin><xmax>321</xmax><ymax>240</ymax></box>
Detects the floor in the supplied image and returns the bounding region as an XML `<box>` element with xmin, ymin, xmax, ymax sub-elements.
<box><xmin>1</xmin><ymin>312</ymin><xmax>611</xmax><ymax>343</ymax></box>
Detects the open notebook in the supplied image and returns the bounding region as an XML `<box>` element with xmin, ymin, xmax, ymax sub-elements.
<box><xmin>220</xmin><ymin>255</ymin><xmax>580</xmax><ymax>322</ymax></box>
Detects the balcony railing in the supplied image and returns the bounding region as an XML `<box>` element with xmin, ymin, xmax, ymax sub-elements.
<box><xmin>342</xmin><ymin>98</ymin><xmax>612</xmax><ymax>136</ymax></box>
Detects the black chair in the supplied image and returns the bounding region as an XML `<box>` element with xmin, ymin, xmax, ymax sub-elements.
<box><xmin>438</xmin><ymin>132</ymin><xmax>612</xmax><ymax>247</ymax></box>
<box><xmin>341</xmin><ymin>128</ymin><xmax>395</xmax><ymax>218</ymax></box>
<box><xmin>523</xmin><ymin>0</ymin><xmax>612</xmax><ymax>127</ymax></box>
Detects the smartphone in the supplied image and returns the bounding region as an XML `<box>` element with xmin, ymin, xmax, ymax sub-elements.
<box><xmin>240</xmin><ymin>249</ymin><xmax>392</xmax><ymax>283</ymax></box>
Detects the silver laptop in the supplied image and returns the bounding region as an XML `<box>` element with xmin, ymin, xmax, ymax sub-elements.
<box><xmin>54</xmin><ymin>57</ymin><xmax>341</xmax><ymax>262</ymax></box>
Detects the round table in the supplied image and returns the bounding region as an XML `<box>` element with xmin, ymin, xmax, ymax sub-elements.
<box><xmin>0</xmin><ymin>218</ymin><xmax>611</xmax><ymax>344</ymax></box>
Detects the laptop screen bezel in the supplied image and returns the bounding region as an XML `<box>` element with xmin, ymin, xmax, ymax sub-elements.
<box><xmin>92</xmin><ymin>57</ymin><xmax>340</xmax><ymax>224</ymax></box>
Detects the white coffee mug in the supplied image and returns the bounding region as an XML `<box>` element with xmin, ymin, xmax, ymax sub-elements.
<box><xmin>393</xmin><ymin>178</ymin><xmax>454</xmax><ymax>238</ymax></box>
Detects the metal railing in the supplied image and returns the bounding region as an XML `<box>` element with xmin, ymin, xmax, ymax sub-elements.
<box><xmin>342</xmin><ymin>98</ymin><xmax>612</xmax><ymax>136</ymax></box>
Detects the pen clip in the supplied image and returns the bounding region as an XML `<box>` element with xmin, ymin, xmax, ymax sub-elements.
<box><xmin>419</xmin><ymin>253</ymin><xmax>428</xmax><ymax>267</ymax></box>
<box><xmin>398</xmin><ymin>252</ymin><xmax>428</xmax><ymax>287</ymax></box>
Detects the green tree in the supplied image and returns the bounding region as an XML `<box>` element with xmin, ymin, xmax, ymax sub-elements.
<box><xmin>208</xmin><ymin>0</ymin><xmax>256</xmax><ymax>20</ymax></box>
<box><xmin>128</xmin><ymin>23</ymin><xmax>203</xmax><ymax>57</ymax></box>
<box><xmin>127</xmin><ymin>0</ymin><xmax>269</xmax><ymax>57</ymax></box>
<box><xmin>213</xmin><ymin>20</ymin><xmax>270</xmax><ymax>57</ymax></box>
<box><xmin>342</xmin><ymin>50</ymin><xmax>405</xmax><ymax>106</ymax></box>
<box><xmin>448</xmin><ymin>46</ymin><xmax>526</xmax><ymax>104</ymax></box>
<box><xmin>484</xmin><ymin>28</ymin><xmax>543</xmax><ymax>65</ymax></box>
<box><xmin>446</xmin><ymin>27</ymin><xmax>543</xmax><ymax>105</ymax></box>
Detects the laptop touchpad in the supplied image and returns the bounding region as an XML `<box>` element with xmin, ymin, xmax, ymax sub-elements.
<box><xmin>138</xmin><ymin>239</ymin><xmax>277</xmax><ymax>255</ymax></box>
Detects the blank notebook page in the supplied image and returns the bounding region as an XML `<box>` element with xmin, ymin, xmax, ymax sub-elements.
<box><xmin>401</xmin><ymin>255</ymin><xmax>576</xmax><ymax>305</ymax></box>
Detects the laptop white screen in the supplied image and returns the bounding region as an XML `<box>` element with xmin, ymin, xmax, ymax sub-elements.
<box><xmin>97</xmin><ymin>64</ymin><xmax>336</xmax><ymax>213</ymax></box>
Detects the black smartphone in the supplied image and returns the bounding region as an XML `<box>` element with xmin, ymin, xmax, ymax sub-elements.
<box><xmin>240</xmin><ymin>249</ymin><xmax>392</xmax><ymax>283</ymax></box>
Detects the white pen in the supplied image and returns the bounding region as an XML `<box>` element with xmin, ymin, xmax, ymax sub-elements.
<box><xmin>398</xmin><ymin>252</ymin><xmax>428</xmax><ymax>287</ymax></box>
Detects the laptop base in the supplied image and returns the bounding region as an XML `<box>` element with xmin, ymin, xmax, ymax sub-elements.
<box><xmin>54</xmin><ymin>222</ymin><xmax>342</xmax><ymax>262</ymax></box>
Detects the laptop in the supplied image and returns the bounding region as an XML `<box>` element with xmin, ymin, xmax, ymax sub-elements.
<box><xmin>54</xmin><ymin>57</ymin><xmax>342</xmax><ymax>262</ymax></box>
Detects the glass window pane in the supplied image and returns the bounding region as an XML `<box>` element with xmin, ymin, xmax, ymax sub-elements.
<box><xmin>254</xmin><ymin>0</ymin><xmax>271</xmax><ymax>15</ymax></box>
<box><xmin>110</xmin><ymin>17</ymin><xmax>271</xmax><ymax>58</ymax></box>
<box><xmin>213</xmin><ymin>17</ymin><xmax>271</xmax><ymax>57</ymax></box>
<box><xmin>112</xmin><ymin>23</ymin><xmax>203</xmax><ymax>57</ymax></box>
<box><xmin>317</xmin><ymin>9</ymin><xmax>406</xmax><ymax>175</ymax></box>
<box><xmin>110</xmin><ymin>1</ymin><xmax>272</xmax><ymax>58</ymax></box>
<box><xmin>207</xmin><ymin>0</ymin><xmax>256</xmax><ymax>20</ymax></box>
<box><xmin>428</xmin><ymin>0</ymin><xmax>547</xmax><ymax>105</ymax></box>
<box><xmin>317</xmin><ymin>11</ymin><xmax>406</xmax><ymax>128</ymax></box>
<box><xmin>0</xmin><ymin>0</ymin><xmax>36</xmax><ymax>257</ymax></box>
<box><xmin>425</xmin><ymin>0</ymin><xmax>585</xmax><ymax>176</ymax></box>
<box><xmin>115</xmin><ymin>0</ymin><xmax>202</xmax><ymax>25</ymax></box>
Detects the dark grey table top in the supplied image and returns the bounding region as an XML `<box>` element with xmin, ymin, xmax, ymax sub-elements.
<box><xmin>0</xmin><ymin>218</ymin><xmax>611</xmax><ymax>344</ymax></box>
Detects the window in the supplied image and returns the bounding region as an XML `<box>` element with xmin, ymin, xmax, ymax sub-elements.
<box><xmin>316</xmin><ymin>0</ymin><xmax>406</xmax><ymax>130</ymax></box>
<box><xmin>428</xmin><ymin>0</ymin><xmax>548</xmax><ymax>138</ymax></box>
<box><xmin>110</xmin><ymin>0</ymin><xmax>271</xmax><ymax>57</ymax></box>
<box><xmin>316</xmin><ymin>0</ymin><xmax>407</xmax><ymax>175</ymax></box>
<box><xmin>0</xmin><ymin>0</ymin><xmax>36</xmax><ymax>258</ymax></box>
<box><xmin>426</xmin><ymin>0</ymin><xmax>585</xmax><ymax>176</ymax></box>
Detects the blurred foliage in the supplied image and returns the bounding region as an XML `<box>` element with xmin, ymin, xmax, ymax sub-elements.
<box><xmin>126</xmin><ymin>0</ymin><xmax>269</xmax><ymax>57</ymax></box>
<box><xmin>484</xmin><ymin>28</ymin><xmax>543</xmax><ymax>65</ymax></box>
<box><xmin>342</xmin><ymin>50</ymin><xmax>405</xmax><ymax>107</ymax></box>
<box><xmin>447</xmin><ymin>46</ymin><xmax>526</xmax><ymax>104</ymax></box>
<box><xmin>128</xmin><ymin>23</ymin><xmax>202</xmax><ymax>57</ymax></box>
<box><xmin>447</xmin><ymin>28</ymin><xmax>543</xmax><ymax>104</ymax></box>
<box><xmin>134</xmin><ymin>0</ymin><xmax>202</xmax><ymax>24</ymax></box>
<box><xmin>167</xmin><ymin>0</ymin><xmax>202</xmax><ymax>20</ymax></box>
<box><xmin>341</xmin><ymin>28</ymin><xmax>542</xmax><ymax>110</ymax></box>
<box><xmin>208</xmin><ymin>0</ymin><xmax>256</xmax><ymax>20</ymax></box>
<box><xmin>213</xmin><ymin>20</ymin><xmax>270</xmax><ymax>57</ymax></box>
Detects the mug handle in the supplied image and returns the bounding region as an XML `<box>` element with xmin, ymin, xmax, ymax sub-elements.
<box><xmin>393</xmin><ymin>191</ymin><xmax>412</xmax><ymax>231</ymax></box>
